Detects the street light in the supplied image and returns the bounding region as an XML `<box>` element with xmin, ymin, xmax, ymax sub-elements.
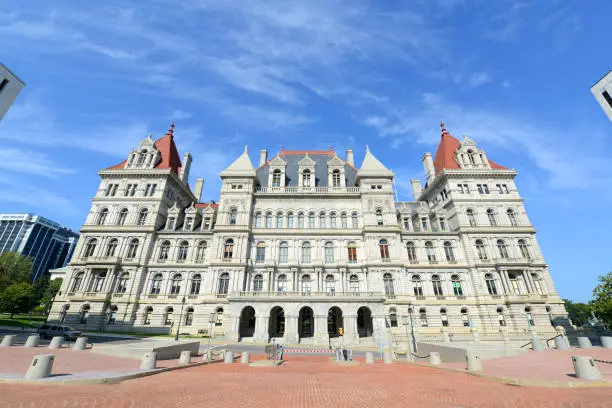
<box><xmin>207</xmin><ymin>311</ymin><xmax>216</xmax><ymax>350</ymax></box>
<box><xmin>408</xmin><ymin>307</ymin><xmax>417</xmax><ymax>353</ymax></box>
<box><xmin>174</xmin><ymin>297</ymin><xmax>186</xmax><ymax>341</ymax></box>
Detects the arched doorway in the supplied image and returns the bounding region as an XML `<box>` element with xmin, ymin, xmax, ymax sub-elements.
<box><xmin>268</xmin><ymin>306</ymin><xmax>285</xmax><ymax>339</ymax></box>
<box><xmin>239</xmin><ymin>306</ymin><xmax>256</xmax><ymax>339</ymax></box>
<box><xmin>298</xmin><ymin>307</ymin><xmax>314</xmax><ymax>339</ymax></box>
<box><xmin>327</xmin><ymin>307</ymin><xmax>343</xmax><ymax>338</ymax></box>
<box><xmin>357</xmin><ymin>306</ymin><xmax>373</xmax><ymax>337</ymax></box>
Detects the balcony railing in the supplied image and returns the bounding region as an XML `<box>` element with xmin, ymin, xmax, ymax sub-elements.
<box><xmin>234</xmin><ymin>291</ymin><xmax>381</xmax><ymax>298</ymax></box>
<box><xmin>254</xmin><ymin>186</ymin><xmax>360</xmax><ymax>194</ymax></box>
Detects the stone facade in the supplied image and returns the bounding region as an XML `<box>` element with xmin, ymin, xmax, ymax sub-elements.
<box><xmin>49</xmin><ymin>123</ymin><xmax>568</xmax><ymax>347</ymax></box>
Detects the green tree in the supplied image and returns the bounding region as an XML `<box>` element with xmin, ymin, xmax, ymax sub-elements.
<box><xmin>591</xmin><ymin>271</ymin><xmax>612</xmax><ymax>328</ymax></box>
<box><xmin>40</xmin><ymin>278</ymin><xmax>63</xmax><ymax>314</ymax></box>
<box><xmin>0</xmin><ymin>282</ymin><xmax>36</xmax><ymax>318</ymax></box>
<box><xmin>563</xmin><ymin>299</ymin><xmax>592</xmax><ymax>327</ymax></box>
<box><xmin>0</xmin><ymin>252</ymin><xmax>33</xmax><ymax>292</ymax></box>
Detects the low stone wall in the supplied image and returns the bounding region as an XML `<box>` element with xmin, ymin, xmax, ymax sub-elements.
<box><xmin>416</xmin><ymin>342</ymin><xmax>525</xmax><ymax>363</ymax></box>
<box><xmin>92</xmin><ymin>340</ymin><xmax>201</xmax><ymax>360</ymax></box>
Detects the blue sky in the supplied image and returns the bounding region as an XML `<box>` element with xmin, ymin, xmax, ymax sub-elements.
<box><xmin>0</xmin><ymin>0</ymin><xmax>610</xmax><ymax>302</ymax></box>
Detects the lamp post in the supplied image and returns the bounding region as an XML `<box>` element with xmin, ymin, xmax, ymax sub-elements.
<box><xmin>175</xmin><ymin>296</ymin><xmax>186</xmax><ymax>341</ymax></box>
<box><xmin>408</xmin><ymin>307</ymin><xmax>417</xmax><ymax>353</ymax></box>
<box><xmin>207</xmin><ymin>312</ymin><xmax>216</xmax><ymax>350</ymax></box>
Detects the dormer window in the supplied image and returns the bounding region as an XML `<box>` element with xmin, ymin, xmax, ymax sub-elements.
<box><xmin>332</xmin><ymin>169</ymin><xmax>341</xmax><ymax>187</ymax></box>
<box><xmin>467</xmin><ymin>149</ymin><xmax>476</xmax><ymax>165</ymax></box>
<box><xmin>137</xmin><ymin>150</ymin><xmax>148</xmax><ymax>166</ymax></box>
<box><xmin>272</xmin><ymin>170</ymin><xmax>281</xmax><ymax>187</ymax></box>
<box><xmin>303</xmin><ymin>169</ymin><xmax>311</xmax><ymax>187</ymax></box>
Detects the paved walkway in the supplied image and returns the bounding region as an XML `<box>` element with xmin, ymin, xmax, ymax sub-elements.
<box><xmin>1</xmin><ymin>356</ymin><xmax>611</xmax><ymax>408</ymax></box>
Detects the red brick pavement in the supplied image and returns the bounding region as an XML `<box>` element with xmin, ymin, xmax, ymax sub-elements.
<box><xmin>1</xmin><ymin>356</ymin><xmax>611</xmax><ymax>408</ymax></box>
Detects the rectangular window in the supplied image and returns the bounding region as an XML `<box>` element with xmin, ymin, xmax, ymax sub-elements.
<box><xmin>477</xmin><ymin>184</ymin><xmax>483</xmax><ymax>194</ymax></box>
<box><xmin>184</xmin><ymin>217</ymin><xmax>193</xmax><ymax>230</ymax></box>
<box><xmin>421</xmin><ymin>218</ymin><xmax>428</xmax><ymax>231</ymax></box>
<box><xmin>439</xmin><ymin>218</ymin><xmax>445</xmax><ymax>231</ymax></box>
<box><xmin>603</xmin><ymin>90</ymin><xmax>612</xmax><ymax>108</ymax></box>
<box><xmin>403</xmin><ymin>218</ymin><xmax>410</xmax><ymax>230</ymax></box>
<box><xmin>463</xmin><ymin>184</ymin><xmax>470</xmax><ymax>194</ymax></box>
<box><xmin>256</xmin><ymin>246</ymin><xmax>265</xmax><ymax>263</ymax></box>
<box><xmin>496</xmin><ymin>184</ymin><xmax>503</xmax><ymax>194</ymax></box>
<box><xmin>168</xmin><ymin>217</ymin><xmax>175</xmax><ymax>230</ymax></box>
<box><xmin>483</xmin><ymin>184</ymin><xmax>489</xmax><ymax>194</ymax></box>
<box><xmin>503</xmin><ymin>184</ymin><xmax>509</xmax><ymax>194</ymax></box>
<box><xmin>457</xmin><ymin>184</ymin><xmax>463</xmax><ymax>194</ymax></box>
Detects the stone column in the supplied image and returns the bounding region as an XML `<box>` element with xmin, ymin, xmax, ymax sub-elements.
<box><xmin>314</xmin><ymin>314</ymin><xmax>329</xmax><ymax>345</ymax></box>
<box><xmin>284</xmin><ymin>314</ymin><xmax>298</xmax><ymax>344</ymax></box>
<box><xmin>343</xmin><ymin>314</ymin><xmax>357</xmax><ymax>345</ymax></box>
<box><xmin>501</xmin><ymin>270</ymin><xmax>512</xmax><ymax>294</ymax></box>
<box><xmin>255</xmin><ymin>316</ymin><xmax>269</xmax><ymax>342</ymax></box>
<box><xmin>227</xmin><ymin>314</ymin><xmax>240</xmax><ymax>342</ymax></box>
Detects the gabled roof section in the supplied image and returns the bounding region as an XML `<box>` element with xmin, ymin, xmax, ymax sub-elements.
<box><xmin>220</xmin><ymin>146</ymin><xmax>256</xmax><ymax>177</ymax></box>
<box><xmin>195</xmin><ymin>202</ymin><xmax>219</xmax><ymax>209</ymax></box>
<box><xmin>357</xmin><ymin>146</ymin><xmax>394</xmax><ymax>179</ymax></box>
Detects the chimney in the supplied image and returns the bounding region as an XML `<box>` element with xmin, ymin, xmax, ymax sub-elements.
<box><xmin>194</xmin><ymin>178</ymin><xmax>204</xmax><ymax>202</ymax></box>
<box><xmin>180</xmin><ymin>152</ymin><xmax>192</xmax><ymax>183</ymax></box>
<box><xmin>259</xmin><ymin>149</ymin><xmax>268</xmax><ymax>166</ymax></box>
<box><xmin>410</xmin><ymin>179</ymin><xmax>423</xmax><ymax>200</ymax></box>
<box><xmin>346</xmin><ymin>149</ymin><xmax>354</xmax><ymax>166</ymax></box>
<box><xmin>422</xmin><ymin>153</ymin><xmax>435</xmax><ymax>185</ymax></box>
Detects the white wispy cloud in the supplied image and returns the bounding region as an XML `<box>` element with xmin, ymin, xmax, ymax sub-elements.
<box><xmin>0</xmin><ymin>148</ymin><xmax>75</xmax><ymax>177</ymax></box>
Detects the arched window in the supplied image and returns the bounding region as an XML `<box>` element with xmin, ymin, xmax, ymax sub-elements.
<box><xmin>332</xmin><ymin>169</ymin><xmax>341</xmax><ymax>187</ymax></box>
<box><xmin>137</xmin><ymin>208</ymin><xmax>148</xmax><ymax>226</ymax></box>
<box><xmin>170</xmin><ymin>274</ymin><xmax>182</xmax><ymax>295</ymax></box>
<box><xmin>497</xmin><ymin>239</ymin><xmax>509</xmax><ymax>259</ymax></box>
<box><xmin>319</xmin><ymin>212</ymin><xmax>326</xmax><ymax>228</ymax></box>
<box><xmin>97</xmin><ymin>208</ymin><xmax>108</xmax><ymax>225</ymax></box>
<box><xmin>425</xmin><ymin>241</ymin><xmax>436</xmax><ymax>263</ymax></box>
<box><xmin>451</xmin><ymin>274</ymin><xmax>463</xmax><ymax>296</ymax></box>
<box><xmin>215</xmin><ymin>307</ymin><xmax>224</xmax><ymax>326</ymax></box>
<box><xmin>80</xmin><ymin>305</ymin><xmax>90</xmax><ymax>324</ymax></box>
<box><xmin>475</xmin><ymin>240</ymin><xmax>487</xmax><ymax>260</ymax></box>
<box><xmin>467</xmin><ymin>149</ymin><xmax>476</xmax><ymax>165</ymax></box>
<box><xmin>324</xmin><ymin>241</ymin><xmax>334</xmax><ymax>264</ymax></box>
<box><xmin>185</xmin><ymin>308</ymin><xmax>194</xmax><ymax>326</ymax></box>
<box><xmin>287</xmin><ymin>212</ymin><xmax>294</xmax><ymax>228</ymax></box>
<box><xmin>107</xmin><ymin>305</ymin><xmax>118</xmax><ymax>324</ymax></box>
<box><xmin>507</xmin><ymin>209</ymin><xmax>517</xmax><ymax>226</ymax></box>
<box><xmin>376</xmin><ymin>208</ymin><xmax>383</xmax><ymax>225</ymax></box>
<box><xmin>440</xmin><ymin>308</ymin><xmax>449</xmax><ymax>327</ymax></box>
<box><xmin>525</xmin><ymin>306</ymin><xmax>535</xmax><ymax>327</ymax></box>
<box><xmin>508</xmin><ymin>273</ymin><xmax>520</xmax><ymax>294</ymax></box>
<box><xmin>497</xmin><ymin>307</ymin><xmax>506</xmax><ymax>326</ymax></box>
<box><xmin>487</xmin><ymin>209</ymin><xmax>497</xmax><ymax>226</ymax></box>
<box><xmin>303</xmin><ymin>169</ymin><xmax>311</xmax><ymax>187</ymax></box>
<box><xmin>419</xmin><ymin>307</ymin><xmax>428</xmax><ymax>327</ymax></box>
<box><xmin>143</xmin><ymin>307</ymin><xmax>153</xmax><ymax>325</ymax></box>
<box><xmin>164</xmin><ymin>307</ymin><xmax>174</xmax><ymax>325</ymax></box>
<box><xmin>325</xmin><ymin>274</ymin><xmax>335</xmax><ymax>294</ymax></box>
<box><xmin>159</xmin><ymin>240</ymin><xmax>170</xmax><ymax>260</ymax></box>
<box><xmin>253</xmin><ymin>274</ymin><xmax>264</xmax><ymax>292</ymax></box>
<box><xmin>432</xmin><ymin>274</ymin><xmax>443</xmax><ymax>296</ymax></box>
<box><xmin>351</xmin><ymin>212</ymin><xmax>359</xmax><ymax>228</ymax></box>
<box><xmin>341</xmin><ymin>212</ymin><xmax>348</xmax><ymax>228</ymax></box>
<box><xmin>379</xmin><ymin>239</ymin><xmax>390</xmax><ymax>261</ymax></box>
<box><xmin>298</xmin><ymin>212</ymin><xmax>305</xmax><ymax>228</ymax></box>
<box><xmin>150</xmin><ymin>274</ymin><xmax>162</xmax><ymax>294</ymax></box>
<box><xmin>255</xmin><ymin>212</ymin><xmax>262</xmax><ymax>228</ymax></box>
<box><xmin>137</xmin><ymin>150</ymin><xmax>147</xmax><ymax>166</ymax></box>
<box><xmin>229</xmin><ymin>208</ymin><xmax>237</xmax><ymax>225</ymax></box>
<box><xmin>278</xmin><ymin>241</ymin><xmax>288</xmax><ymax>263</ymax></box>
<box><xmin>301</xmin><ymin>274</ymin><xmax>312</xmax><ymax>294</ymax></box>
<box><xmin>71</xmin><ymin>271</ymin><xmax>84</xmax><ymax>292</ymax></box>
<box><xmin>177</xmin><ymin>240</ymin><xmax>189</xmax><ymax>261</ymax></box>
<box><xmin>84</xmin><ymin>238</ymin><xmax>97</xmax><ymax>258</ymax></box>
<box><xmin>190</xmin><ymin>274</ymin><xmax>201</xmax><ymax>295</ymax></box>
<box><xmin>196</xmin><ymin>241</ymin><xmax>207</xmax><ymax>262</ymax></box>
<box><xmin>330</xmin><ymin>212</ymin><xmax>337</xmax><ymax>228</ymax></box>
<box><xmin>266</xmin><ymin>213</ymin><xmax>273</xmax><ymax>228</ymax></box>
<box><xmin>347</xmin><ymin>241</ymin><xmax>357</xmax><ymax>263</ymax></box>
<box><xmin>466</xmin><ymin>209</ymin><xmax>476</xmax><ymax>227</ymax></box>
<box><xmin>308</xmin><ymin>212</ymin><xmax>315</xmax><ymax>228</ymax></box>
<box><xmin>406</xmin><ymin>241</ymin><xmax>417</xmax><ymax>263</ymax></box>
<box><xmin>272</xmin><ymin>169</ymin><xmax>282</xmax><ymax>187</ymax></box>
<box><xmin>127</xmin><ymin>238</ymin><xmax>139</xmax><ymax>259</ymax></box>
<box><xmin>518</xmin><ymin>239</ymin><xmax>530</xmax><ymax>259</ymax></box>
<box><xmin>349</xmin><ymin>274</ymin><xmax>359</xmax><ymax>292</ymax></box>
<box><xmin>106</xmin><ymin>238</ymin><xmax>118</xmax><ymax>257</ymax></box>
<box><xmin>461</xmin><ymin>307</ymin><xmax>470</xmax><ymax>327</ymax></box>
<box><xmin>276</xmin><ymin>212</ymin><xmax>283</xmax><ymax>228</ymax></box>
<box><xmin>59</xmin><ymin>305</ymin><xmax>69</xmax><ymax>323</ymax></box>
<box><xmin>116</xmin><ymin>272</ymin><xmax>129</xmax><ymax>293</ymax></box>
<box><xmin>443</xmin><ymin>241</ymin><xmax>455</xmax><ymax>262</ymax></box>
<box><xmin>389</xmin><ymin>307</ymin><xmax>398</xmax><ymax>327</ymax></box>
<box><xmin>255</xmin><ymin>242</ymin><xmax>266</xmax><ymax>263</ymax></box>
<box><xmin>301</xmin><ymin>241</ymin><xmax>311</xmax><ymax>263</ymax></box>
<box><xmin>485</xmin><ymin>273</ymin><xmax>498</xmax><ymax>295</ymax></box>
<box><xmin>223</xmin><ymin>239</ymin><xmax>234</xmax><ymax>260</ymax></box>
<box><xmin>531</xmin><ymin>273</ymin><xmax>544</xmax><ymax>294</ymax></box>
<box><xmin>412</xmin><ymin>275</ymin><xmax>423</xmax><ymax>296</ymax></box>
<box><xmin>218</xmin><ymin>272</ymin><xmax>230</xmax><ymax>294</ymax></box>
<box><xmin>117</xmin><ymin>208</ymin><xmax>128</xmax><ymax>225</ymax></box>
<box><xmin>383</xmin><ymin>273</ymin><xmax>394</xmax><ymax>295</ymax></box>
<box><xmin>277</xmin><ymin>274</ymin><xmax>288</xmax><ymax>293</ymax></box>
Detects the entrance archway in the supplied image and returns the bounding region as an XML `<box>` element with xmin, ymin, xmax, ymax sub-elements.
<box><xmin>327</xmin><ymin>307</ymin><xmax>343</xmax><ymax>338</ymax></box>
<box><xmin>357</xmin><ymin>306</ymin><xmax>373</xmax><ymax>337</ymax></box>
<box><xmin>239</xmin><ymin>306</ymin><xmax>256</xmax><ymax>339</ymax></box>
<box><xmin>268</xmin><ymin>306</ymin><xmax>285</xmax><ymax>338</ymax></box>
<box><xmin>298</xmin><ymin>307</ymin><xmax>314</xmax><ymax>339</ymax></box>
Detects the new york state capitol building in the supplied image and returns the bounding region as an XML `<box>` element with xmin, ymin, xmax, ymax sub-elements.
<box><xmin>50</xmin><ymin>123</ymin><xmax>568</xmax><ymax>347</ymax></box>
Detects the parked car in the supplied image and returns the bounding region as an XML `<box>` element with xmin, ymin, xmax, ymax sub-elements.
<box><xmin>37</xmin><ymin>324</ymin><xmax>81</xmax><ymax>341</ymax></box>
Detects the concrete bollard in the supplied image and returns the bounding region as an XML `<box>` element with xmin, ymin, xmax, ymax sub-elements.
<box><xmin>24</xmin><ymin>335</ymin><xmax>40</xmax><ymax>348</ymax></box>
<box><xmin>531</xmin><ymin>335</ymin><xmax>545</xmax><ymax>351</ymax></box>
<box><xmin>442</xmin><ymin>332</ymin><xmax>451</xmax><ymax>343</ymax></box>
<box><xmin>383</xmin><ymin>350</ymin><xmax>393</xmax><ymax>364</ymax></box>
<box><xmin>72</xmin><ymin>337</ymin><xmax>88</xmax><ymax>351</ymax></box>
<box><xmin>466</xmin><ymin>351</ymin><xmax>483</xmax><ymax>372</ymax></box>
<box><xmin>224</xmin><ymin>351</ymin><xmax>234</xmax><ymax>363</ymax></box>
<box><xmin>365</xmin><ymin>351</ymin><xmax>375</xmax><ymax>364</ymax></box>
<box><xmin>48</xmin><ymin>336</ymin><xmax>64</xmax><ymax>349</ymax></box>
<box><xmin>471</xmin><ymin>330</ymin><xmax>481</xmax><ymax>343</ymax></box>
<box><xmin>179</xmin><ymin>351</ymin><xmax>191</xmax><ymax>366</ymax></box>
<box><xmin>555</xmin><ymin>336</ymin><xmax>569</xmax><ymax>350</ymax></box>
<box><xmin>140</xmin><ymin>352</ymin><xmax>157</xmax><ymax>370</ymax></box>
<box><xmin>572</xmin><ymin>356</ymin><xmax>601</xmax><ymax>380</ymax></box>
<box><xmin>205</xmin><ymin>349</ymin><xmax>213</xmax><ymax>361</ymax></box>
<box><xmin>577</xmin><ymin>337</ymin><xmax>592</xmax><ymax>349</ymax></box>
<box><xmin>25</xmin><ymin>354</ymin><xmax>55</xmax><ymax>379</ymax></box>
<box><xmin>240</xmin><ymin>351</ymin><xmax>250</xmax><ymax>364</ymax></box>
<box><xmin>429</xmin><ymin>352</ymin><xmax>441</xmax><ymax>366</ymax></box>
<box><xmin>0</xmin><ymin>335</ymin><xmax>16</xmax><ymax>347</ymax></box>
<box><xmin>600</xmin><ymin>336</ymin><xmax>612</xmax><ymax>348</ymax></box>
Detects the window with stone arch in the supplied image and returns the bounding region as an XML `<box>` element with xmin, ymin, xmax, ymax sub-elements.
<box><xmin>190</xmin><ymin>274</ymin><xmax>201</xmax><ymax>295</ymax></box>
<box><xmin>531</xmin><ymin>273</ymin><xmax>544</xmax><ymax>294</ymax></box>
<box><xmin>412</xmin><ymin>275</ymin><xmax>423</xmax><ymax>296</ymax></box>
<box><xmin>116</xmin><ymin>272</ymin><xmax>129</xmax><ymax>293</ymax></box>
<box><xmin>432</xmin><ymin>274</ymin><xmax>443</xmax><ymax>296</ymax></box>
<box><xmin>302</xmin><ymin>169</ymin><xmax>312</xmax><ymax>187</ymax></box>
<box><xmin>106</xmin><ymin>238</ymin><xmax>118</xmax><ymax>257</ymax></box>
<box><xmin>127</xmin><ymin>238</ymin><xmax>139</xmax><ymax>259</ymax></box>
<box><xmin>351</xmin><ymin>212</ymin><xmax>359</xmax><ymax>228</ymax></box>
<box><xmin>466</xmin><ymin>209</ymin><xmax>476</xmax><ymax>227</ymax></box>
<box><xmin>287</xmin><ymin>212</ymin><xmax>294</xmax><ymax>228</ymax></box>
<box><xmin>150</xmin><ymin>273</ymin><xmax>162</xmax><ymax>294</ymax></box>
<box><xmin>425</xmin><ymin>241</ymin><xmax>436</xmax><ymax>263</ymax></box>
<box><xmin>80</xmin><ymin>305</ymin><xmax>90</xmax><ymax>324</ymax></box>
<box><xmin>485</xmin><ymin>273</ymin><xmax>498</xmax><ymax>295</ymax></box>
<box><xmin>107</xmin><ymin>305</ymin><xmax>118</xmax><ymax>324</ymax></box>
<box><xmin>218</xmin><ymin>272</ymin><xmax>230</xmax><ymax>294</ymax></box>
<box><xmin>97</xmin><ymin>208</ymin><xmax>108</xmax><ymax>225</ymax></box>
<box><xmin>383</xmin><ymin>273</ymin><xmax>394</xmax><ymax>295</ymax></box>
<box><xmin>170</xmin><ymin>273</ymin><xmax>182</xmax><ymax>294</ymax></box>
<box><xmin>451</xmin><ymin>274</ymin><xmax>463</xmax><ymax>296</ymax></box>
<box><xmin>143</xmin><ymin>307</ymin><xmax>153</xmax><ymax>325</ymax></box>
<box><xmin>256</xmin><ymin>242</ymin><xmax>266</xmax><ymax>263</ymax></box>
<box><xmin>319</xmin><ymin>212</ymin><xmax>326</xmax><ymax>228</ymax></box>
<box><xmin>266</xmin><ymin>212</ymin><xmax>273</xmax><ymax>228</ymax></box>
<box><xmin>347</xmin><ymin>241</ymin><xmax>357</xmax><ymax>263</ymax></box>
<box><xmin>137</xmin><ymin>208</ymin><xmax>148</xmax><ymax>226</ymax></box>
<box><xmin>277</xmin><ymin>274</ymin><xmax>288</xmax><ymax>293</ymax></box>
<box><xmin>332</xmin><ymin>169</ymin><xmax>341</xmax><ymax>187</ymax></box>
<box><xmin>487</xmin><ymin>208</ymin><xmax>497</xmax><ymax>226</ymax></box>
<box><xmin>330</xmin><ymin>212</ymin><xmax>337</xmax><ymax>229</ymax></box>
<box><xmin>379</xmin><ymin>239</ymin><xmax>390</xmax><ymax>261</ymax></box>
<box><xmin>137</xmin><ymin>149</ymin><xmax>148</xmax><ymax>166</ymax></box>
<box><xmin>461</xmin><ymin>307</ymin><xmax>470</xmax><ymax>327</ymax></box>
<box><xmin>229</xmin><ymin>208</ymin><xmax>237</xmax><ymax>225</ymax></box>
<box><xmin>301</xmin><ymin>274</ymin><xmax>312</xmax><ymax>294</ymax></box>
<box><xmin>255</xmin><ymin>212</ymin><xmax>262</xmax><ymax>228</ymax></box>
<box><xmin>507</xmin><ymin>209</ymin><xmax>517</xmax><ymax>226</ymax></box>
<box><xmin>301</xmin><ymin>241</ymin><xmax>311</xmax><ymax>263</ymax></box>
<box><xmin>278</xmin><ymin>241</ymin><xmax>288</xmax><ymax>263</ymax></box>
<box><xmin>177</xmin><ymin>240</ymin><xmax>189</xmax><ymax>261</ymax></box>
<box><xmin>159</xmin><ymin>240</ymin><xmax>170</xmax><ymax>260</ymax></box>
<box><xmin>340</xmin><ymin>212</ymin><xmax>348</xmax><ymax>228</ymax></box>
<box><xmin>223</xmin><ymin>239</ymin><xmax>234</xmax><ymax>260</ymax></box>
<box><xmin>185</xmin><ymin>308</ymin><xmax>194</xmax><ymax>326</ymax></box>
<box><xmin>375</xmin><ymin>208</ymin><xmax>383</xmax><ymax>225</ymax></box>
<box><xmin>443</xmin><ymin>241</ymin><xmax>455</xmax><ymax>262</ymax></box>
<box><xmin>298</xmin><ymin>212</ymin><xmax>305</xmax><ymax>228</ymax></box>
<box><xmin>71</xmin><ymin>271</ymin><xmax>85</xmax><ymax>292</ymax></box>
<box><xmin>496</xmin><ymin>239</ymin><xmax>509</xmax><ymax>259</ymax></box>
<box><xmin>196</xmin><ymin>241</ymin><xmax>207</xmax><ymax>262</ymax></box>
<box><xmin>475</xmin><ymin>239</ymin><xmax>487</xmax><ymax>260</ymax></box>
<box><xmin>419</xmin><ymin>307</ymin><xmax>428</xmax><ymax>327</ymax></box>
<box><xmin>84</xmin><ymin>238</ymin><xmax>97</xmax><ymax>258</ymax></box>
<box><xmin>440</xmin><ymin>308</ymin><xmax>449</xmax><ymax>327</ymax></box>
<box><xmin>272</xmin><ymin>169</ymin><xmax>282</xmax><ymax>187</ymax></box>
<box><xmin>497</xmin><ymin>307</ymin><xmax>506</xmax><ymax>326</ymax></box>
<box><xmin>324</xmin><ymin>241</ymin><xmax>334</xmax><ymax>264</ymax></box>
<box><xmin>349</xmin><ymin>274</ymin><xmax>359</xmax><ymax>292</ymax></box>
<box><xmin>467</xmin><ymin>149</ymin><xmax>476</xmax><ymax>165</ymax></box>
<box><xmin>164</xmin><ymin>307</ymin><xmax>174</xmax><ymax>325</ymax></box>
<box><xmin>276</xmin><ymin>212</ymin><xmax>283</xmax><ymax>228</ymax></box>
<box><xmin>389</xmin><ymin>307</ymin><xmax>398</xmax><ymax>327</ymax></box>
<box><xmin>518</xmin><ymin>239</ymin><xmax>530</xmax><ymax>259</ymax></box>
<box><xmin>525</xmin><ymin>306</ymin><xmax>535</xmax><ymax>327</ymax></box>
<box><xmin>117</xmin><ymin>208</ymin><xmax>128</xmax><ymax>225</ymax></box>
<box><xmin>325</xmin><ymin>274</ymin><xmax>335</xmax><ymax>294</ymax></box>
<box><xmin>406</xmin><ymin>241</ymin><xmax>417</xmax><ymax>263</ymax></box>
<box><xmin>253</xmin><ymin>274</ymin><xmax>264</xmax><ymax>292</ymax></box>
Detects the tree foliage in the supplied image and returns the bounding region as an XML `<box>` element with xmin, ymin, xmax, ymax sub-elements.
<box><xmin>563</xmin><ymin>299</ymin><xmax>592</xmax><ymax>327</ymax></box>
<box><xmin>40</xmin><ymin>278</ymin><xmax>63</xmax><ymax>314</ymax></box>
<box><xmin>591</xmin><ymin>271</ymin><xmax>612</xmax><ymax>328</ymax></box>
<box><xmin>0</xmin><ymin>282</ymin><xmax>36</xmax><ymax>318</ymax></box>
<box><xmin>0</xmin><ymin>252</ymin><xmax>33</xmax><ymax>292</ymax></box>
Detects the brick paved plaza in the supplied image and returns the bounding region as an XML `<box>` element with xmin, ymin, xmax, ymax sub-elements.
<box><xmin>1</xmin><ymin>356</ymin><xmax>611</xmax><ymax>408</ymax></box>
